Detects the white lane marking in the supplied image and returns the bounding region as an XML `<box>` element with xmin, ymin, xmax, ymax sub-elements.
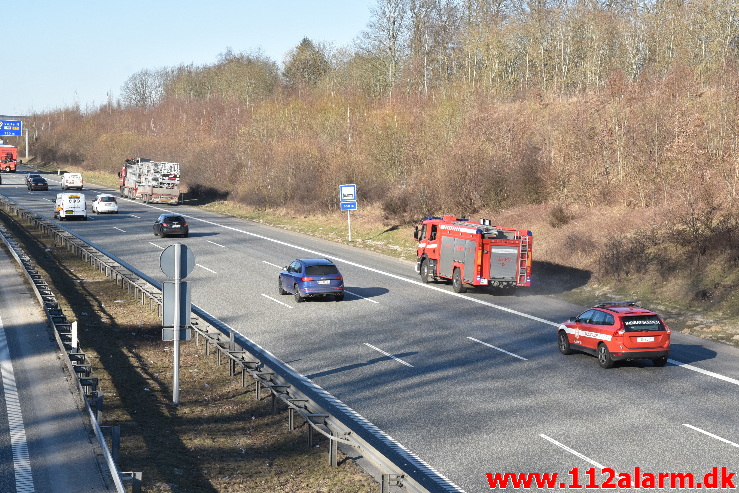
<box><xmin>113</xmin><ymin>227</ymin><xmax>126</xmax><ymax>233</ymax></box>
<box><xmin>683</xmin><ymin>424</ymin><xmax>739</xmax><ymax>448</ymax></box>
<box><xmin>345</xmin><ymin>290</ymin><xmax>379</xmax><ymax>303</ymax></box>
<box><xmin>364</xmin><ymin>343</ymin><xmax>414</xmax><ymax>368</ymax></box>
<box><xmin>130</xmin><ymin>214</ymin><xmax>143</xmax><ymax>218</ymax></box>
<box><xmin>196</xmin><ymin>264</ymin><xmax>216</xmax><ymax>274</ymax></box>
<box><xmin>263</xmin><ymin>261</ymin><xmax>282</xmax><ymax>269</ymax></box>
<box><xmin>0</xmin><ymin>315</ymin><xmax>35</xmax><ymax>492</ymax></box>
<box><xmin>468</xmin><ymin>337</ymin><xmax>528</xmax><ymax>361</ymax></box>
<box><xmin>149</xmin><ymin>242</ymin><xmax>164</xmax><ymax>250</ymax></box>
<box><xmin>668</xmin><ymin>360</ymin><xmax>739</xmax><ymax>386</ymax></box>
<box><xmin>261</xmin><ymin>294</ymin><xmax>293</xmax><ymax>308</ymax></box>
<box><xmin>540</xmin><ymin>434</ymin><xmax>606</xmax><ymax>470</ymax></box>
<box><xmin>207</xmin><ymin>240</ymin><xmax>226</xmax><ymax>248</ymax></box>
<box><xmin>144</xmin><ymin>212</ymin><xmax>739</xmax><ymax>388</ymax></box>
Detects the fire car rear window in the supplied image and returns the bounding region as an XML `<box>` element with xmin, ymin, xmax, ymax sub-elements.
<box><xmin>305</xmin><ymin>265</ymin><xmax>339</xmax><ymax>276</ymax></box>
<box><xmin>622</xmin><ymin>315</ymin><xmax>664</xmax><ymax>332</ymax></box>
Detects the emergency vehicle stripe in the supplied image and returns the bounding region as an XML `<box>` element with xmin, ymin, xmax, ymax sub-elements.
<box><xmin>561</xmin><ymin>325</ymin><xmax>613</xmax><ymax>342</ymax></box>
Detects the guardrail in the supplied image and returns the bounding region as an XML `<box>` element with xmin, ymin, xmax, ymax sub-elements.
<box><xmin>0</xmin><ymin>194</ymin><xmax>463</xmax><ymax>493</ymax></box>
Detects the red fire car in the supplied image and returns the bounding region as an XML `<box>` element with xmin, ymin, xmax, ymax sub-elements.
<box><xmin>558</xmin><ymin>301</ymin><xmax>671</xmax><ymax>368</ymax></box>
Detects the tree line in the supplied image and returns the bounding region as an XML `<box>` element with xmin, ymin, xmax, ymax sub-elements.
<box><xmin>23</xmin><ymin>0</ymin><xmax>739</xmax><ymax>223</ymax></box>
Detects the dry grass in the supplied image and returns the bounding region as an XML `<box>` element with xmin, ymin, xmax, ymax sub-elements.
<box><xmin>0</xmin><ymin>212</ymin><xmax>376</xmax><ymax>493</ymax></box>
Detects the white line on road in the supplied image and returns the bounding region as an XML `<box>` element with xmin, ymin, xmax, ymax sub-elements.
<box><xmin>261</xmin><ymin>294</ymin><xmax>293</xmax><ymax>308</ymax></box>
<box><xmin>683</xmin><ymin>424</ymin><xmax>739</xmax><ymax>448</ymax></box>
<box><xmin>197</xmin><ymin>264</ymin><xmax>216</xmax><ymax>273</ymax></box>
<box><xmin>113</xmin><ymin>227</ymin><xmax>126</xmax><ymax>233</ymax></box>
<box><xmin>668</xmin><ymin>360</ymin><xmax>739</xmax><ymax>386</ymax></box>
<box><xmin>149</xmin><ymin>242</ymin><xmax>164</xmax><ymax>250</ymax></box>
<box><xmin>364</xmin><ymin>343</ymin><xmax>414</xmax><ymax>367</ymax></box>
<box><xmin>540</xmin><ymin>434</ymin><xmax>606</xmax><ymax>470</ymax></box>
<box><xmin>0</xmin><ymin>315</ymin><xmax>35</xmax><ymax>492</ymax></box>
<box><xmin>262</xmin><ymin>260</ymin><xmax>282</xmax><ymax>269</ymax></box>
<box><xmin>467</xmin><ymin>337</ymin><xmax>527</xmax><ymax>361</ymax></box>
<box><xmin>345</xmin><ymin>290</ymin><xmax>379</xmax><ymax>303</ymax></box>
<box><xmin>207</xmin><ymin>240</ymin><xmax>226</xmax><ymax>248</ymax></box>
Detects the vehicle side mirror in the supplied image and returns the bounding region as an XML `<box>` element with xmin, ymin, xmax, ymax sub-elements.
<box><xmin>282</xmin><ymin>266</ymin><xmax>287</xmax><ymax>271</ymax></box>
<box><xmin>413</xmin><ymin>226</ymin><xmax>419</xmax><ymax>240</ymax></box>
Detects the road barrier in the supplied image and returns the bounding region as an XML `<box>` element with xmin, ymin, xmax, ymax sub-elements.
<box><xmin>0</xmin><ymin>194</ymin><xmax>463</xmax><ymax>493</ymax></box>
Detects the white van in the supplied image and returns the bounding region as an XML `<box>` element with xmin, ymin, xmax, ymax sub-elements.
<box><xmin>61</xmin><ymin>172</ymin><xmax>83</xmax><ymax>190</ymax></box>
<box><xmin>55</xmin><ymin>193</ymin><xmax>87</xmax><ymax>220</ymax></box>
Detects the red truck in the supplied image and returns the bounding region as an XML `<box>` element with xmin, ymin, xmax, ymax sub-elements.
<box><xmin>414</xmin><ymin>216</ymin><xmax>532</xmax><ymax>292</ymax></box>
<box><xmin>0</xmin><ymin>144</ymin><xmax>18</xmax><ymax>172</ymax></box>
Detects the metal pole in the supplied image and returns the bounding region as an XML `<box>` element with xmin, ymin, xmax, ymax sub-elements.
<box><xmin>347</xmin><ymin>210</ymin><xmax>352</xmax><ymax>242</ymax></box>
<box><xmin>173</xmin><ymin>244</ymin><xmax>181</xmax><ymax>404</ymax></box>
<box><xmin>24</xmin><ymin>128</ymin><xmax>28</xmax><ymax>160</ymax></box>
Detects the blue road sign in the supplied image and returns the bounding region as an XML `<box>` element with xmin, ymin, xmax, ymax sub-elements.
<box><xmin>0</xmin><ymin>120</ymin><xmax>22</xmax><ymax>136</ymax></box>
<box><xmin>340</xmin><ymin>201</ymin><xmax>357</xmax><ymax>211</ymax></box>
<box><xmin>339</xmin><ymin>183</ymin><xmax>357</xmax><ymax>201</ymax></box>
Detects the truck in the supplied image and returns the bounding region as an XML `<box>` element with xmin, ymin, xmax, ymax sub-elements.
<box><xmin>118</xmin><ymin>158</ymin><xmax>180</xmax><ymax>204</ymax></box>
<box><xmin>414</xmin><ymin>216</ymin><xmax>532</xmax><ymax>293</ymax></box>
<box><xmin>0</xmin><ymin>144</ymin><xmax>18</xmax><ymax>172</ymax></box>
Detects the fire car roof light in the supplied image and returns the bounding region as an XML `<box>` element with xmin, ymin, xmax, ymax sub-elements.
<box><xmin>595</xmin><ymin>301</ymin><xmax>638</xmax><ymax>308</ymax></box>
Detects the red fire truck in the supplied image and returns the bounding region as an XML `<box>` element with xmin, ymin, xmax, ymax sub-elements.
<box><xmin>0</xmin><ymin>144</ymin><xmax>18</xmax><ymax>172</ymax></box>
<box><xmin>414</xmin><ymin>216</ymin><xmax>532</xmax><ymax>292</ymax></box>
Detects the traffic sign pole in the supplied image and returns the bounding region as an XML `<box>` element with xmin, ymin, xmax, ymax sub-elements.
<box><xmin>347</xmin><ymin>210</ymin><xmax>352</xmax><ymax>242</ymax></box>
<box><xmin>173</xmin><ymin>244</ymin><xmax>181</xmax><ymax>404</ymax></box>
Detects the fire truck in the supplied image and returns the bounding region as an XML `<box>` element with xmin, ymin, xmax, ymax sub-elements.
<box><xmin>118</xmin><ymin>158</ymin><xmax>180</xmax><ymax>204</ymax></box>
<box><xmin>0</xmin><ymin>144</ymin><xmax>18</xmax><ymax>172</ymax></box>
<box><xmin>414</xmin><ymin>216</ymin><xmax>532</xmax><ymax>292</ymax></box>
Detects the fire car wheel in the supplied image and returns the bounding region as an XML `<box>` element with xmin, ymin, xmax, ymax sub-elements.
<box><xmin>653</xmin><ymin>356</ymin><xmax>668</xmax><ymax>367</ymax></box>
<box><xmin>558</xmin><ymin>331</ymin><xmax>572</xmax><ymax>355</ymax></box>
<box><xmin>3</xmin><ymin>166</ymin><xmax>9</xmax><ymax>172</ymax></box>
<box><xmin>452</xmin><ymin>268</ymin><xmax>466</xmax><ymax>293</ymax></box>
<box><xmin>294</xmin><ymin>284</ymin><xmax>304</xmax><ymax>303</ymax></box>
<box><xmin>597</xmin><ymin>343</ymin><xmax>614</xmax><ymax>369</ymax></box>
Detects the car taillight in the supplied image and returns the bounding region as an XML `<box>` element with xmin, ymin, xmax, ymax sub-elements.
<box><xmin>183</xmin><ymin>222</ymin><xmax>188</xmax><ymax>226</ymax></box>
<box><xmin>336</xmin><ymin>276</ymin><xmax>343</xmax><ymax>281</ymax></box>
<box><xmin>301</xmin><ymin>277</ymin><xmax>314</xmax><ymax>282</ymax></box>
<box><xmin>161</xmin><ymin>222</ymin><xmax>169</xmax><ymax>227</ymax></box>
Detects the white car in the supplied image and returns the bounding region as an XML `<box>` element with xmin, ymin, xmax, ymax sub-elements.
<box><xmin>91</xmin><ymin>194</ymin><xmax>119</xmax><ymax>214</ymax></box>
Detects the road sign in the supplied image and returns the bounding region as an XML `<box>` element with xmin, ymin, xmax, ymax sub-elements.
<box><xmin>340</xmin><ymin>201</ymin><xmax>357</xmax><ymax>211</ymax></box>
<box><xmin>339</xmin><ymin>183</ymin><xmax>356</xmax><ymax>201</ymax></box>
<box><xmin>162</xmin><ymin>281</ymin><xmax>191</xmax><ymax>328</ymax></box>
<box><xmin>160</xmin><ymin>244</ymin><xmax>195</xmax><ymax>279</ymax></box>
<box><xmin>0</xmin><ymin>120</ymin><xmax>22</xmax><ymax>136</ymax></box>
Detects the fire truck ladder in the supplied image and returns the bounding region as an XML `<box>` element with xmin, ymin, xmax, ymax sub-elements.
<box><xmin>518</xmin><ymin>234</ymin><xmax>530</xmax><ymax>285</ymax></box>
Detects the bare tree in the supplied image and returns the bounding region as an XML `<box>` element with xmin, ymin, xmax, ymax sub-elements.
<box><xmin>120</xmin><ymin>69</ymin><xmax>165</xmax><ymax>108</ymax></box>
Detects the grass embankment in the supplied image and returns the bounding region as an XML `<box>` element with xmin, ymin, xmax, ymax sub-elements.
<box><xmin>0</xmin><ymin>211</ymin><xmax>375</xmax><ymax>492</ymax></box>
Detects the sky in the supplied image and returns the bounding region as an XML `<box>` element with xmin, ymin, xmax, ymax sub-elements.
<box><xmin>1</xmin><ymin>1</ymin><xmax>374</xmax><ymax>116</ymax></box>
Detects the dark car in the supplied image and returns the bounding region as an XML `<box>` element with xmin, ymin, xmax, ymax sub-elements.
<box><xmin>27</xmin><ymin>176</ymin><xmax>48</xmax><ymax>191</ymax></box>
<box><xmin>278</xmin><ymin>258</ymin><xmax>345</xmax><ymax>302</ymax></box>
<box><xmin>558</xmin><ymin>301</ymin><xmax>671</xmax><ymax>368</ymax></box>
<box><xmin>153</xmin><ymin>214</ymin><xmax>189</xmax><ymax>238</ymax></box>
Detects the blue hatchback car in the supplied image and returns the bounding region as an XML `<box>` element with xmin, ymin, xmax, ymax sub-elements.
<box><xmin>278</xmin><ymin>258</ymin><xmax>345</xmax><ymax>302</ymax></box>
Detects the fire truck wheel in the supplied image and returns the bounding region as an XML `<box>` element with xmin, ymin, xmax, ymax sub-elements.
<box><xmin>452</xmin><ymin>268</ymin><xmax>467</xmax><ymax>293</ymax></box>
<box><xmin>558</xmin><ymin>331</ymin><xmax>572</xmax><ymax>355</ymax></box>
<box><xmin>4</xmin><ymin>166</ymin><xmax>10</xmax><ymax>172</ymax></box>
<box><xmin>420</xmin><ymin>259</ymin><xmax>432</xmax><ymax>283</ymax></box>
